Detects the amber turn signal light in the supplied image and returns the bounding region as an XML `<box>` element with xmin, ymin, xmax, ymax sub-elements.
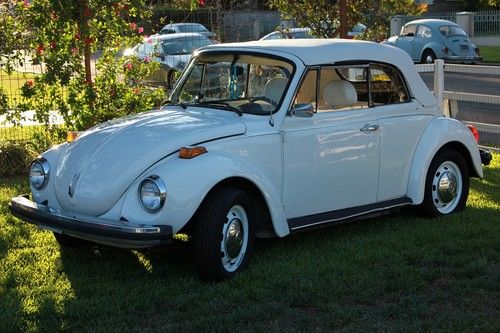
<box><xmin>179</xmin><ymin>146</ymin><xmax>207</xmax><ymax>159</ymax></box>
<box><xmin>466</xmin><ymin>125</ymin><xmax>479</xmax><ymax>143</ymax></box>
<box><xmin>67</xmin><ymin>131</ymin><xmax>80</xmax><ymax>143</ymax></box>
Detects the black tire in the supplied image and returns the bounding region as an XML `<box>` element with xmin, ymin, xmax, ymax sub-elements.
<box><xmin>194</xmin><ymin>187</ymin><xmax>255</xmax><ymax>281</ymax></box>
<box><xmin>421</xmin><ymin>49</ymin><xmax>436</xmax><ymax>64</ymax></box>
<box><xmin>53</xmin><ymin>232</ymin><xmax>90</xmax><ymax>247</ymax></box>
<box><xmin>419</xmin><ymin>149</ymin><xmax>469</xmax><ymax>217</ymax></box>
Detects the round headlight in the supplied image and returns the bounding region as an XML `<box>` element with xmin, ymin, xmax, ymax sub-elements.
<box><xmin>29</xmin><ymin>158</ymin><xmax>49</xmax><ymax>190</ymax></box>
<box><xmin>138</xmin><ymin>175</ymin><xmax>167</xmax><ymax>213</ymax></box>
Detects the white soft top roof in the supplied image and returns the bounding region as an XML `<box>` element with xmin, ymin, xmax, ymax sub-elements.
<box><xmin>200</xmin><ymin>39</ymin><xmax>436</xmax><ymax>106</ymax></box>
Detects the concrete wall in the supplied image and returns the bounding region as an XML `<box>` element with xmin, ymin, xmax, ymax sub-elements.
<box><xmin>223</xmin><ymin>10</ymin><xmax>281</xmax><ymax>42</ymax></box>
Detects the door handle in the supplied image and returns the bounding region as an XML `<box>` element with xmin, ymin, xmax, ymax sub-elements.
<box><xmin>360</xmin><ymin>124</ymin><xmax>379</xmax><ymax>132</ymax></box>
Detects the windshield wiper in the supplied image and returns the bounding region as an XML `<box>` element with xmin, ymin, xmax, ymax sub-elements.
<box><xmin>194</xmin><ymin>101</ymin><xmax>243</xmax><ymax>116</ymax></box>
<box><xmin>162</xmin><ymin>100</ymin><xmax>187</xmax><ymax>110</ymax></box>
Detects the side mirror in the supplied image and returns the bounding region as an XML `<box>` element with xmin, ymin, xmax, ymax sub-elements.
<box><xmin>291</xmin><ymin>103</ymin><xmax>314</xmax><ymax>118</ymax></box>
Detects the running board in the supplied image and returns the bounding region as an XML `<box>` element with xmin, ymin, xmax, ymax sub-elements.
<box><xmin>288</xmin><ymin>197</ymin><xmax>413</xmax><ymax>232</ymax></box>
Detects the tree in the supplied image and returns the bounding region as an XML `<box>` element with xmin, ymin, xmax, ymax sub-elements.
<box><xmin>268</xmin><ymin>0</ymin><xmax>426</xmax><ymax>41</ymax></box>
<box><xmin>1</xmin><ymin>0</ymin><xmax>167</xmax><ymax>131</ymax></box>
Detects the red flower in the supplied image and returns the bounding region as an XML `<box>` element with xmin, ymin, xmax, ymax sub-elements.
<box><xmin>50</xmin><ymin>41</ymin><xmax>56</xmax><ymax>49</ymax></box>
<box><xmin>83</xmin><ymin>8</ymin><xmax>92</xmax><ymax>17</ymax></box>
<box><xmin>71</xmin><ymin>47</ymin><xmax>78</xmax><ymax>55</ymax></box>
<box><xmin>84</xmin><ymin>37</ymin><xmax>93</xmax><ymax>45</ymax></box>
<box><xmin>36</xmin><ymin>44</ymin><xmax>44</xmax><ymax>55</ymax></box>
<box><xmin>126</xmin><ymin>62</ymin><xmax>133</xmax><ymax>70</ymax></box>
<box><xmin>130</xmin><ymin>23</ymin><xmax>137</xmax><ymax>31</ymax></box>
<box><xmin>143</xmin><ymin>56</ymin><xmax>151</xmax><ymax>63</ymax></box>
<box><xmin>75</xmin><ymin>33</ymin><xmax>81</xmax><ymax>40</ymax></box>
<box><xmin>198</xmin><ymin>0</ymin><xmax>206</xmax><ymax>6</ymax></box>
<box><xmin>23</xmin><ymin>0</ymin><xmax>29</xmax><ymax>8</ymax></box>
<box><xmin>26</xmin><ymin>80</ymin><xmax>34</xmax><ymax>88</ymax></box>
<box><xmin>138</xmin><ymin>27</ymin><xmax>144</xmax><ymax>34</ymax></box>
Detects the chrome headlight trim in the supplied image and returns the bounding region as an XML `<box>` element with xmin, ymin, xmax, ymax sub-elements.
<box><xmin>138</xmin><ymin>175</ymin><xmax>167</xmax><ymax>213</ymax></box>
<box><xmin>29</xmin><ymin>157</ymin><xmax>50</xmax><ymax>190</ymax></box>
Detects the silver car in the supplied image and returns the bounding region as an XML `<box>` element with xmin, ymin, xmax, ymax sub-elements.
<box><xmin>385</xmin><ymin>19</ymin><xmax>482</xmax><ymax>64</ymax></box>
<box><xmin>128</xmin><ymin>33</ymin><xmax>213</xmax><ymax>88</ymax></box>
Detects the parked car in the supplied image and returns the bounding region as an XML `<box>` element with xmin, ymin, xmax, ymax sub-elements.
<box><xmin>159</xmin><ymin>23</ymin><xmax>216</xmax><ymax>40</ymax></box>
<box><xmin>260</xmin><ymin>28</ymin><xmax>314</xmax><ymax>40</ymax></box>
<box><xmin>10</xmin><ymin>39</ymin><xmax>492</xmax><ymax>281</ymax></box>
<box><xmin>384</xmin><ymin>19</ymin><xmax>482</xmax><ymax>63</ymax></box>
<box><xmin>124</xmin><ymin>33</ymin><xmax>213</xmax><ymax>88</ymax></box>
<box><xmin>260</xmin><ymin>24</ymin><xmax>366</xmax><ymax>40</ymax></box>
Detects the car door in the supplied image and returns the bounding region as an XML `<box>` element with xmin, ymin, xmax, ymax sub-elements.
<box><xmin>396</xmin><ymin>24</ymin><xmax>418</xmax><ymax>61</ymax></box>
<box><xmin>282</xmin><ymin>66</ymin><xmax>379</xmax><ymax>229</ymax></box>
<box><xmin>368</xmin><ymin>63</ymin><xmax>433</xmax><ymax>201</ymax></box>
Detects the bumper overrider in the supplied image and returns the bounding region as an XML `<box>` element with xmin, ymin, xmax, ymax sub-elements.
<box><xmin>9</xmin><ymin>195</ymin><xmax>173</xmax><ymax>248</ymax></box>
<box><xmin>480</xmin><ymin>149</ymin><xmax>493</xmax><ymax>166</ymax></box>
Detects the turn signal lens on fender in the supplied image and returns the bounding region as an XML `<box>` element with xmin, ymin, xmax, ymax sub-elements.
<box><xmin>466</xmin><ymin>125</ymin><xmax>479</xmax><ymax>143</ymax></box>
<box><xmin>67</xmin><ymin>131</ymin><xmax>81</xmax><ymax>143</ymax></box>
<box><xmin>179</xmin><ymin>146</ymin><xmax>207</xmax><ymax>159</ymax></box>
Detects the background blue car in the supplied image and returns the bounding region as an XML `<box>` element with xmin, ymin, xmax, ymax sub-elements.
<box><xmin>385</xmin><ymin>19</ymin><xmax>482</xmax><ymax>64</ymax></box>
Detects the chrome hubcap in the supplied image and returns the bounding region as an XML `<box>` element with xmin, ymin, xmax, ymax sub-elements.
<box><xmin>426</xmin><ymin>55</ymin><xmax>434</xmax><ymax>63</ymax></box>
<box><xmin>221</xmin><ymin>205</ymin><xmax>248</xmax><ymax>272</ymax></box>
<box><xmin>431</xmin><ymin>161</ymin><xmax>462</xmax><ymax>214</ymax></box>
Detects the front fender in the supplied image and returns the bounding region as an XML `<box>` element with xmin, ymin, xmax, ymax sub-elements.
<box><xmin>407</xmin><ymin>117</ymin><xmax>482</xmax><ymax>205</ymax></box>
<box><xmin>119</xmin><ymin>153</ymin><xmax>289</xmax><ymax>237</ymax></box>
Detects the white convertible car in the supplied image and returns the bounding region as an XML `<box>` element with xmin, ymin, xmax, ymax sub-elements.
<box><xmin>10</xmin><ymin>39</ymin><xmax>492</xmax><ymax>281</ymax></box>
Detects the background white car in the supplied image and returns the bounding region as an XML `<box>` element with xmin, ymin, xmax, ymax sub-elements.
<box><xmin>126</xmin><ymin>33</ymin><xmax>213</xmax><ymax>88</ymax></box>
<box><xmin>11</xmin><ymin>39</ymin><xmax>490</xmax><ymax>281</ymax></box>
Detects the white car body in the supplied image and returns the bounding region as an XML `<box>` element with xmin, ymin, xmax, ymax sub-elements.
<box><xmin>11</xmin><ymin>39</ymin><xmax>487</xmax><ymax>280</ymax></box>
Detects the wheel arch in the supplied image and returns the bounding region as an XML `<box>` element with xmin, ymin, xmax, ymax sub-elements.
<box><xmin>181</xmin><ymin>176</ymin><xmax>278</xmax><ymax>238</ymax></box>
<box><xmin>406</xmin><ymin>117</ymin><xmax>482</xmax><ymax>205</ymax></box>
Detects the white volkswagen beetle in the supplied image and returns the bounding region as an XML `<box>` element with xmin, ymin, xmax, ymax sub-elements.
<box><xmin>10</xmin><ymin>39</ymin><xmax>492</xmax><ymax>281</ymax></box>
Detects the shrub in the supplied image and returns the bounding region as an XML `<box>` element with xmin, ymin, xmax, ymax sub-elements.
<box><xmin>0</xmin><ymin>141</ymin><xmax>36</xmax><ymax>178</ymax></box>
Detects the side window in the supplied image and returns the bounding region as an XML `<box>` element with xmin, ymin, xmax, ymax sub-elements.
<box><xmin>293</xmin><ymin>69</ymin><xmax>318</xmax><ymax>110</ymax></box>
<box><xmin>318</xmin><ymin>67</ymin><xmax>368</xmax><ymax>112</ymax></box>
<box><xmin>401</xmin><ymin>24</ymin><xmax>416</xmax><ymax>36</ymax></box>
<box><xmin>416</xmin><ymin>25</ymin><xmax>432</xmax><ymax>38</ymax></box>
<box><xmin>369</xmin><ymin>64</ymin><xmax>410</xmax><ymax>105</ymax></box>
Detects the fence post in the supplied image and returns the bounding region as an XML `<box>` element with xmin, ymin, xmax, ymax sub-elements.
<box><xmin>456</xmin><ymin>12</ymin><xmax>475</xmax><ymax>37</ymax></box>
<box><xmin>390</xmin><ymin>15</ymin><xmax>404</xmax><ymax>36</ymax></box>
<box><xmin>434</xmin><ymin>59</ymin><xmax>445</xmax><ymax>114</ymax></box>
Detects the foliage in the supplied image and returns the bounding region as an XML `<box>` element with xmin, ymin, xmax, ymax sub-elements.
<box><xmin>268</xmin><ymin>0</ymin><xmax>426</xmax><ymax>41</ymax></box>
<box><xmin>0</xmin><ymin>88</ymin><xmax>8</xmax><ymax>115</ymax></box>
<box><xmin>0</xmin><ymin>141</ymin><xmax>35</xmax><ymax>177</ymax></box>
<box><xmin>0</xmin><ymin>0</ymin><xmax>169</xmax><ymax>131</ymax></box>
<box><xmin>464</xmin><ymin>0</ymin><xmax>500</xmax><ymax>10</ymax></box>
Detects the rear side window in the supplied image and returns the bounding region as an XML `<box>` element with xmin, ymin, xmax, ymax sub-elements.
<box><xmin>416</xmin><ymin>25</ymin><xmax>432</xmax><ymax>38</ymax></box>
<box><xmin>292</xmin><ymin>63</ymin><xmax>410</xmax><ymax>113</ymax></box>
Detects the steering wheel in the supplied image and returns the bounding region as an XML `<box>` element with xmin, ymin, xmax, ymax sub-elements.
<box><xmin>249</xmin><ymin>96</ymin><xmax>278</xmax><ymax>107</ymax></box>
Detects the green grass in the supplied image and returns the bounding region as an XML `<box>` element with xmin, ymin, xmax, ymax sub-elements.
<box><xmin>479</xmin><ymin>46</ymin><xmax>500</xmax><ymax>63</ymax></box>
<box><xmin>0</xmin><ymin>70</ymin><xmax>37</xmax><ymax>108</ymax></box>
<box><xmin>1</xmin><ymin>153</ymin><xmax>499</xmax><ymax>332</ymax></box>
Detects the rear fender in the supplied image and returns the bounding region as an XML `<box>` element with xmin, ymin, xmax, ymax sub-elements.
<box><xmin>407</xmin><ymin>117</ymin><xmax>482</xmax><ymax>205</ymax></box>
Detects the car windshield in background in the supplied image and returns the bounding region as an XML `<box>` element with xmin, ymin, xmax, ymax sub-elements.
<box><xmin>439</xmin><ymin>25</ymin><xmax>467</xmax><ymax>37</ymax></box>
<box><xmin>172</xmin><ymin>52</ymin><xmax>294</xmax><ymax>115</ymax></box>
<box><xmin>177</xmin><ymin>24</ymin><xmax>208</xmax><ymax>33</ymax></box>
<box><xmin>162</xmin><ymin>36</ymin><xmax>212</xmax><ymax>55</ymax></box>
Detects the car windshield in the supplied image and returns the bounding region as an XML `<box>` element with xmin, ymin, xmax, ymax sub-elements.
<box><xmin>171</xmin><ymin>52</ymin><xmax>295</xmax><ymax>115</ymax></box>
<box><xmin>439</xmin><ymin>25</ymin><xmax>467</xmax><ymax>37</ymax></box>
<box><xmin>161</xmin><ymin>36</ymin><xmax>212</xmax><ymax>55</ymax></box>
<box><xmin>177</xmin><ymin>24</ymin><xmax>208</xmax><ymax>33</ymax></box>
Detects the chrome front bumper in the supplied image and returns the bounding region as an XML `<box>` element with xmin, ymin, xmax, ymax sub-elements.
<box><xmin>9</xmin><ymin>195</ymin><xmax>172</xmax><ymax>248</ymax></box>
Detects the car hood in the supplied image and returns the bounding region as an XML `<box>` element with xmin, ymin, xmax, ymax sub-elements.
<box><xmin>53</xmin><ymin>107</ymin><xmax>246</xmax><ymax>216</ymax></box>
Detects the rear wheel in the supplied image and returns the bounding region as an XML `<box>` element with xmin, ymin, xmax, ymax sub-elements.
<box><xmin>194</xmin><ymin>187</ymin><xmax>254</xmax><ymax>281</ymax></box>
<box><xmin>419</xmin><ymin>149</ymin><xmax>469</xmax><ymax>217</ymax></box>
<box><xmin>421</xmin><ymin>49</ymin><xmax>436</xmax><ymax>64</ymax></box>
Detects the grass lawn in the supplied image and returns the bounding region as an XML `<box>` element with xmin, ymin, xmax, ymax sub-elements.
<box><xmin>479</xmin><ymin>46</ymin><xmax>500</xmax><ymax>63</ymax></box>
<box><xmin>0</xmin><ymin>153</ymin><xmax>499</xmax><ymax>332</ymax></box>
<box><xmin>0</xmin><ymin>70</ymin><xmax>37</xmax><ymax>108</ymax></box>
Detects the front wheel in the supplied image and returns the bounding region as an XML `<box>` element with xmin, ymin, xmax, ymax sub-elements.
<box><xmin>419</xmin><ymin>149</ymin><xmax>469</xmax><ymax>217</ymax></box>
<box><xmin>421</xmin><ymin>49</ymin><xmax>436</xmax><ymax>64</ymax></box>
<box><xmin>194</xmin><ymin>188</ymin><xmax>254</xmax><ymax>281</ymax></box>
